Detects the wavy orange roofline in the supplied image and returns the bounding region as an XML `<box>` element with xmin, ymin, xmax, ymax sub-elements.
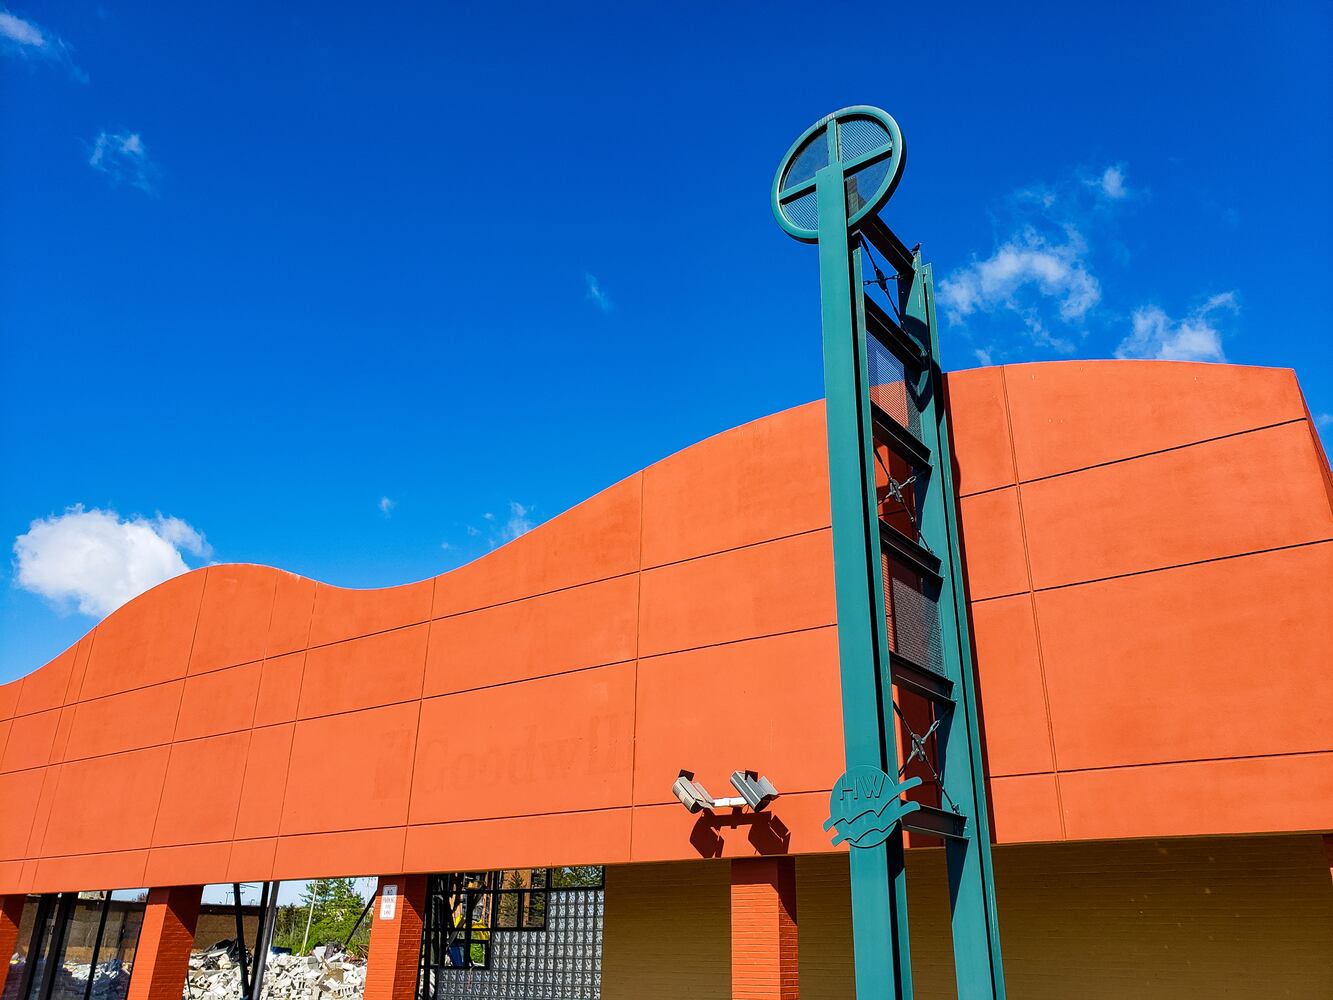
<box><xmin>1</xmin><ymin>360</ymin><xmax>1329</xmax><ymax>894</ymax></box>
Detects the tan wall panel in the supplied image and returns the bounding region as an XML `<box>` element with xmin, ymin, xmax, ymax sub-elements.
<box><xmin>603</xmin><ymin>861</ymin><xmax>730</xmax><ymax>1000</ymax></box>
<box><xmin>790</xmin><ymin>835</ymin><xmax>1333</xmax><ymax>999</ymax></box>
<box><xmin>793</xmin><ymin>855</ymin><xmax>855</xmax><ymax>1000</ymax></box>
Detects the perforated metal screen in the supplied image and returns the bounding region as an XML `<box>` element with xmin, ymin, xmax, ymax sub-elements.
<box><xmin>882</xmin><ymin>552</ymin><xmax>945</xmax><ymax>679</ymax></box>
<box><xmin>838</xmin><ymin>116</ymin><xmax>890</xmax><ymax>160</ymax></box>
<box><xmin>867</xmin><ymin>329</ymin><xmax>923</xmax><ymax>440</ymax></box>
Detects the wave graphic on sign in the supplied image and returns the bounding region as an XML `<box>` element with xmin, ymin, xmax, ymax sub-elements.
<box><xmin>825</xmin><ymin>773</ymin><xmax>923</xmax><ymax>848</ymax></box>
<box><xmin>833</xmin><ymin>804</ymin><xmax>924</xmax><ymax>848</ymax></box>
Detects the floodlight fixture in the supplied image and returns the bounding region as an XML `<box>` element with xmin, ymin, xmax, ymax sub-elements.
<box><xmin>672</xmin><ymin>768</ymin><xmax>781</xmax><ymax>814</ymax></box>
<box><xmin>730</xmin><ymin>770</ymin><xmax>780</xmax><ymax>812</ymax></box>
<box><xmin>672</xmin><ymin>770</ymin><xmax>716</xmax><ymax>813</ymax></box>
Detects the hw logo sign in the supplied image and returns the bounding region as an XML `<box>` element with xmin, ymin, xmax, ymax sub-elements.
<box><xmin>824</xmin><ymin>766</ymin><xmax>922</xmax><ymax>849</ymax></box>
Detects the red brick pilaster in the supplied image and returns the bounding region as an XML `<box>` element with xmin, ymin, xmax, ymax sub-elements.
<box><xmin>126</xmin><ymin>886</ymin><xmax>203</xmax><ymax>1000</ymax></box>
<box><xmin>0</xmin><ymin>895</ymin><xmax>26</xmax><ymax>999</ymax></box>
<box><xmin>731</xmin><ymin>857</ymin><xmax>798</xmax><ymax>1000</ymax></box>
<box><xmin>365</xmin><ymin>875</ymin><xmax>427</xmax><ymax>1000</ymax></box>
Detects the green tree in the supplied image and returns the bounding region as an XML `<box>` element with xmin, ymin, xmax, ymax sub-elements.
<box><xmin>276</xmin><ymin>879</ymin><xmax>369</xmax><ymax>956</ymax></box>
<box><xmin>552</xmin><ymin>866</ymin><xmax>602</xmax><ymax>888</ymax></box>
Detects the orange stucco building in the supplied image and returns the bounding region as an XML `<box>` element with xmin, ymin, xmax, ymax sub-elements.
<box><xmin>2</xmin><ymin>360</ymin><xmax>1331</xmax><ymax>999</ymax></box>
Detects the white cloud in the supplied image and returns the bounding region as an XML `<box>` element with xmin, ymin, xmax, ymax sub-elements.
<box><xmin>0</xmin><ymin>9</ymin><xmax>44</xmax><ymax>47</ymax></box>
<box><xmin>1315</xmin><ymin>413</ymin><xmax>1332</xmax><ymax>429</ymax></box>
<box><xmin>500</xmin><ymin>501</ymin><xmax>533</xmax><ymax>542</ymax></box>
<box><xmin>378</xmin><ymin>496</ymin><xmax>395</xmax><ymax>517</ymax></box>
<box><xmin>0</xmin><ymin>8</ymin><xmax>84</xmax><ymax>79</ymax></box>
<box><xmin>1095</xmin><ymin>165</ymin><xmax>1129</xmax><ymax>200</ymax></box>
<box><xmin>13</xmin><ymin>506</ymin><xmax>212</xmax><ymax>618</ymax></box>
<box><xmin>938</xmin><ymin>226</ymin><xmax>1101</xmax><ymax>333</ymax></box>
<box><xmin>88</xmin><ymin>131</ymin><xmax>157</xmax><ymax>193</ymax></box>
<box><xmin>584</xmin><ymin>272</ymin><xmax>613</xmax><ymax>313</ymax></box>
<box><xmin>1115</xmin><ymin>292</ymin><xmax>1238</xmax><ymax>363</ymax></box>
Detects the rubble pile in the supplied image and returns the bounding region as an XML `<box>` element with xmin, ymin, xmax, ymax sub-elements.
<box><xmin>184</xmin><ymin>945</ymin><xmax>366</xmax><ymax>1000</ymax></box>
<box><xmin>19</xmin><ymin>960</ymin><xmax>130</xmax><ymax>1000</ymax></box>
<box><xmin>66</xmin><ymin>960</ymin><xmax>133</xmax><ymax>1000</ymax></box>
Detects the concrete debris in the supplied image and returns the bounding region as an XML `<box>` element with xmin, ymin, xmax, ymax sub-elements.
<box><xmin>184</xmin><ymin>948</ymin><xmax>366</xmax><ymax>1000</ymax></box>
<box><xmin>43</xmin><ymin>960</ymin><xmax>131</xmax><ymax>1000</ymax></box>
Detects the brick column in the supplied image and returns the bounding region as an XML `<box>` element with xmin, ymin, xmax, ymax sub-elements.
<box><xmin>0</xmin><ymin>895</ymin><xmax>25</xmax><ymax>999</ymax></box>
<box><xmin>365</xmin><ymin>875</ymin><xmax>427</xmax><ymax>1000</ymax></box>
<box><xmin>731</xmin><ymin>858</ymin><xmax>798</xmax><ymax>1000</ymax></box>
<box><xmin>126</xmin><ymin>886</ymin><xmax>202</xmax><ymax>1000</ymax></box>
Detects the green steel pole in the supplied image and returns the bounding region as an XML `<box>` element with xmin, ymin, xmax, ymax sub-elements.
<box><xmin>815</xmin><ymin>150</ymin><xmax>913</xmax><ymax>997</ymax></box>
<box><xmin>903</xmin><ymin>260</ymin><xmax>1007</xmax><ymax>999</ymax></box>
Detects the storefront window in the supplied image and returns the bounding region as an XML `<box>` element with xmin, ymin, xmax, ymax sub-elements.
<box><xmin>20</xmin><ymin>898</ymin><xmax>59</xmax><ymax>1000</ymax></box>
<box><xmin>4</xmin><ymin>891</ymin><xmax>146</xmax><ymax>1000</ymax></box>
<box><xmin>98</xmin><ymin>893</ymin><xmax>145</xmax><ymax>1000</ymax></box>
<box><xmin>47</xmin><ymin>895</ymin><xmax>105</xmax><ymax>1000</ymax></box>
<box><xmin>2</xmin><ymin>896</ymin><xmax>42</xmax><ymax>1000</ymax></box>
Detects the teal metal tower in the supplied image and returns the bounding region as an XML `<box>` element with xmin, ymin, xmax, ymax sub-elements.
<box><xmin>772</xmin><ymin>107</ymin><xmax>1006</xmax><ymax>999</ymax></box>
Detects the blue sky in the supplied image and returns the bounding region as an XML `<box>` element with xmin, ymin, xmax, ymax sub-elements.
<box><xmin>2</xmin><ymin>1</ymin><xmax>1329</xmax><ymax>684</ymax></box>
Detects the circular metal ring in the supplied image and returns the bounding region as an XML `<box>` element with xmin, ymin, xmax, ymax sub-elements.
<box><xmin>771</xmin><ymin>105</ymin><xmax>906</xmax><ymax>243</ymax></box>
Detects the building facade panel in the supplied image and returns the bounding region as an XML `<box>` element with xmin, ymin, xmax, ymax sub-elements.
<box><xmin>1001</xmin><ymin>360</ymin><xmax>1308</xmax><ymax>481</ymax></box>
<box><xmin>967</xmin><ymin>595</ymin><xmax>1053</xmax><ymax>778</ymax></box>
<box><xmin>423</xmin><ymin>575</ymin><xmax>639</xmax><ymax>696</ymax></box>
<box><xmin>298</xmin><ymin>622</ymin><xmax>429</xmax><ymax>719</ymax></box>
<box><xmin>63</xmin><ymin>680</ymin><xmax>183</xmax><ymax>761</ymax></box>
<box><xmin>0</xmin><ymin>360</ymin><xmax>1327</xmax><ymax>893</ymax></box>
<box><xmin>280</xmin><ymin>702</ymin><xmax>419</xmax><ymax>836</ymax></box>
<box><xmin>402</xmin><ymin>809</ymin><xmax>632</xmax><ymax>873</ymax></box>
<box><xmin>956</xmin><ymin>487</ymin><xmax>1029</xmax><ymax>601</ymax></box>
<box><xmin>78</xmin><ymin>570</ymin><xmax>204</xmax><ymax>701</ymax></box>
<box><xmin>637</xmin><ymin>529</ymin><xmax>836</xmax><ymax>658</ymax></box>
<box><xmin>187</xmin><ymin>564</ymin><xmax>278</xmax><ymax>675</ymax></box>
<box><xmin>233</xmin><ymin>722</ymin><xmax>295</xmax><ymax>840</ymax></box>
<box><xmin>37</xmin><ymin>746</ymin><xmax>170</xmax><ymax>859</ymax></box>
<box><xmin>1</xmin><ymin>708</ymin><xmax>60</xmax><ymax>773</ymax></box>
<box><xmin>150</xmin><ymin>730</ymin><xmax>251</xmax><ymax>847</ymax></box>
<box><xmin>430</xmin><ymin>475</ymin><xmax>644</xmax><ymax>619</ymax></box>
<box><xmin>940</xmin><ymin>365</ymin><xmax>1016</xmax><ymax>498</ymax></box>
<box><xmin>267</xmin><ymin>570</ymin><xmax>316</xmax><ymax>657</ymax></box>
<box><xmin>410</xmin><ymin>663</ymin><xmax>636</xmax><ymax>825</ymax></box>
<box><xmin>12</xmin><ymin>645</ymin><xmax>76</xmax><ymax>718</ymax></box>
<box><xmin>1057</xmin><ymin>751</ymin><xmax>1333</xmax><ymax>840</ymax></box>
<box><xmin>1037</xmin><ymin>541</ymin><xmax>1333</xmax><ymax>771</ymax></box>
<box><xmin>174</xmin><ymin>660</ymin><xmax>263</xmax><ymax>741</ymax></box>
<box><xmin>0</xmin><ymin>768</ymin><xmax>45</xmax><ymax>859</ymax></box>
<box><xmin>1018</xmin><ymin>420</ymin><xmax>1331</xmax><ymax>590</ymax></box>
<box><xmin>307</xmin><ymin>579</ymin><xmax>434</xmax><ymax>649</ymax></box>
<box><xmin>252</xmin><ymin>651</ymin><xmax>305</xmax><ymax>727</ymax></box>
<box><xmin>631</xmin><ymin>626</ymin><xmax>844</xmax><ymax>807</ymax></box>
<box><xmin>639</xmin><ymin>401</ymin><xmax>831</xmax><ymax>568</ymax></box>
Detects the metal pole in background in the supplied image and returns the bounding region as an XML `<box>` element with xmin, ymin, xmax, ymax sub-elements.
<box><xmin>301</xmin><ymin>895</ymin><xmax>315</xmax><ymax>955</ymax></box>
<box><xmin>232</xmin><ymin>884</ymin><xmax>251</xmax><ymax>997</ymax></box>
<box><xmin>247</xmin><ymin>882</ymin><xmax>281</xmax><ymax>1000</ymax></box>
